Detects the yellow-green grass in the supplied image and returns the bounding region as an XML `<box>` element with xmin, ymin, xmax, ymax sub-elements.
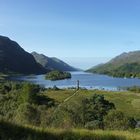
<box><xmin>44</xmin><ymin>89</ymin><xmax>75</xmax><ymax>103</ymax></box>
<box><xmin>1</xmin><ymin>120</ymin><xmax>140</xmax><ymax>140</ymax></box>
<box><xmin>45</xmin><ymin>89</ymin><xmax>140</xmax><ymax>119</ymax></box>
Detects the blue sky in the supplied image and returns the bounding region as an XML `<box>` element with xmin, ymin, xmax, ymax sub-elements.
<box><xmin>0</xmin><ymin>0</ymin><xmax>140</xmax><ymax>69</ymax></box>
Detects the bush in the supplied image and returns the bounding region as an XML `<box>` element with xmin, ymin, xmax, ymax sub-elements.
<box><xmin>15</xmin><ymin>103</ymin><xmax>40</xmax><ymax>125</ymax></box>
<box><xmin>21</xmin><ymin>83</ymin><xmax>41</xmax><ymax>104</ymax></box>
<box><xmin>81</xmin><ymin>94</ymin><xmax>115</xmax><ymax>125</ymax></box>
<box><xmin>104</xmin><ymin>110</ymin><xmax>137</xmax><ymax>130</ymax></box>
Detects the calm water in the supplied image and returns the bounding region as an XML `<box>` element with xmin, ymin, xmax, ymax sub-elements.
<box><xmin>9</xmin><ymin>71</ymin><xmax>140</xmax><ymax>91</ymax></box>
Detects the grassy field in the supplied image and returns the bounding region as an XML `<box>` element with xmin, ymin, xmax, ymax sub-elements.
<box><xmin>0</xmin><ymin>121</ymin><xmax>140</xmax><ymax>140</ymax></box>
<box><xmin>45</xmin><ymin>89</ymin><xmax>140</xmax><ymax>119</ymax></box>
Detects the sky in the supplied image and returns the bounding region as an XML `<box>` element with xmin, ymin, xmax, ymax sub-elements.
<box><xmin>0</xmin><ymin>0</ymin><xmax>140</xmax><ymax>69</ymax></box>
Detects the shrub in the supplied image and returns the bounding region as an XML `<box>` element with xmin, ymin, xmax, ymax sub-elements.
<box><xmin>104</xmin><ymin>110</ymin><xmax>137</xmax><ymax>130</ymax></box>
<box><xmin>81</xmin><ymin>94</ymin><xmax>115</xmax><ymax>125</ymax></box>
<box><xmin>21</xmin><ymin>83</ymin><xmax>41</xmax><ymax>104</ymax></box>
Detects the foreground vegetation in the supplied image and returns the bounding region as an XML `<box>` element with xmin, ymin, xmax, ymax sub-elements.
<box><xmin>45</xmin><ymin>70</ymin><xmax>71</xmax><ymax>80</ymax></box>
<box><xmin>0</xmin><ymin>81</ymin><xmax>140</xmax><ymax>139</ymax></box>
<box><xmin>0</xmin><ymin>121</ymin><xmax>140</xmax><ymax>140</ymax></box>
<box><xmin>46</xmin><ymin>89</ymin><xmax>140</xmax><ymax>120</ymax></box>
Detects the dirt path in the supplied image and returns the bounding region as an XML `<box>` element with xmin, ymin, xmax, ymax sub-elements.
<box><xmin>63</xmin><ymin>90</ymin><xmax>79</xmax><ymax>102</ymax></box>
<box><xmin>54</xmin><ymin>89</ymin><xmax>79</xmax><ymax>113</ymax></box>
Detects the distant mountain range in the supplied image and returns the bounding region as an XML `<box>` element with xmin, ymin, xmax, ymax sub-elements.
<box><xmin>87</xmin><ymin>51</ymin><xmax>140</xmax><ymax>78</ymax></box>
<box><xmin>0</xmin><ymin>35</ymin><xmax>77</xmax><ymax>74</ymax></box>
<box><xmin>3</xmin><ymin>34</ymin><xmax>140</xmax><ymax>77</ymax></box>
<box><xmin>31</xmin><ymin>52</ymin><xmax>77</xmax><ymax>71</ymax></box>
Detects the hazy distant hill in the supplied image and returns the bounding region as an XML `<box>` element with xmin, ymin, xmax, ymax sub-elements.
<box><xmin>0</xmin><ymin>36</ymin><xmax>46</xmax><ymax>74</ymax></box>
<box><xmin>31</xmin><ymin>52</ymin><xmax>77</xmax><ymax>71</ymax></box>
<box><xmin>87</xmin><ymin>51</ymin><xmax>140</xmax><ymax>78</ymax></box>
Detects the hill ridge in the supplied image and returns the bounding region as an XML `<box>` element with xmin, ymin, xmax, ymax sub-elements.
<box><xmin>31</xmin><ymin>51</ymin><xmax>78</xmax><ymax>71</ymax></box>
<box><xmin>87</xmin><ymin>50</ymin><xmax>140</xmax><ymax>78</ymax></box>
<box><xmin>0</xmin><ymin>36</ymin><xmax>47</xmax><ymax>74</ymax></box>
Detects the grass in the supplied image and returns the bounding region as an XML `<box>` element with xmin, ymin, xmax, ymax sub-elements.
<box><xmin>0</xmin><ymin>120</ymin><xmax>140</xmax><ymax>140</ymax></box>
<box><xmin>45</xmin><ymin>89</ymin><xmax>75</xmax><ymax>103</ymax></box>
<box><xmin>45</xmin><ymin>89</ymin><xmax>140</xmax><ymax>119</ymax></box>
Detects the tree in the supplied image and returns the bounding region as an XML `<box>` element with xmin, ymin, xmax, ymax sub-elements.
<box><xmin>81</xmin><ymin>94</ymin><xmax>115</xmax><ymax>129</ymax></box>
<box><xmin>45</xmin><ymin>70</ymin><xmax>71</xmax><ymax>80</ymax></box>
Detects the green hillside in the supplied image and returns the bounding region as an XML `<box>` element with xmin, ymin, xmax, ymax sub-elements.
<box><xmin>0</xmin><ymin>81</ymin><xmax>139</xmax><ymax>127</ymax></box>
<box><xmin>0</xmin><ymin>36</ymin><xmax>47</xmax><ymax>74</ymax></box>
<box><xmin>31</xmin><ymin>52</ymin><xmax>77</xmax><ymax>71</ymax></box>
<box><xmin>46</xmin><ymin>89</ymin><xmax>140</xmax><ymax>120</ymax></box>
<box><xmin>87</xmin><ymin>51</ymin><xmax>140</xmax><ymax>78</ymax></box>
<box><xmin>0</xmin><ymin>82</ymin><xmax>140</xmax><ymax>139</ymax></box>
<box><xmin>0</xmin><ymin>81</ymin><xmax>140</xmax><ymax>139</ymax></box>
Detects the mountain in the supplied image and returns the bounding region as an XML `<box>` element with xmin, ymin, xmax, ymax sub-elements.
<box><xmin>31</xmin><ymin>52</ymin><xmax>78</xmax><ymax>71</ymax></box>
<box><xmin>87</xmin><ymin>51</ymin><xmax>140</xmax><ymax>78</ymax></box>
<box><xmin>0</xmin><ymin>36</ymin><xmax>47</xmax><ymax>74</ymax></box>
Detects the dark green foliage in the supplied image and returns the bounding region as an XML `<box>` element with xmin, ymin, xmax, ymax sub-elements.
<box><xmin>32</xmin><ymin>52</ymin><xmax>77</xmax><ymax>71</ymax></box>
<box><xmin>0</xmin><ymin>81</ymin><xmax>22</xmax><ymax>94</ymax></box>
<box><xmin>81</xmin><ymin>94</ymin><xmax>115</xmax><ymax>128</ymax></box>
<box><xmin>104</xmin><ymin>110</ymin><xmax>137</xmax><ymax>130</ymax></box>
<box><xmin>0</xmin><ymin>81</ymin><xmax>55</xmax><ymax>126</ymax></box>
<box><xmin>45</xmin><ymin>70</ymin><xmax>71</xmax><ymax>80</ymax></box>
<box><xmin>21</xmin><ymin>83</ymin><xmax>41</xmax><ymax>104</ymax></box>
<box><xmin>52</xmin><ymin>94</ymin><xmax>115</xmax><ymax>129</ymax></box>
<box><xmin>0</xmin><ymin>35</ymin><xmax>46</xmax><ymax>74</ymax></box>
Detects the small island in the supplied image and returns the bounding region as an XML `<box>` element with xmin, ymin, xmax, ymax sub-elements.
<box><xmin>45</xmin><ymin>70</ymin><xmax>71</xmax><ymax>81</ymax></box>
